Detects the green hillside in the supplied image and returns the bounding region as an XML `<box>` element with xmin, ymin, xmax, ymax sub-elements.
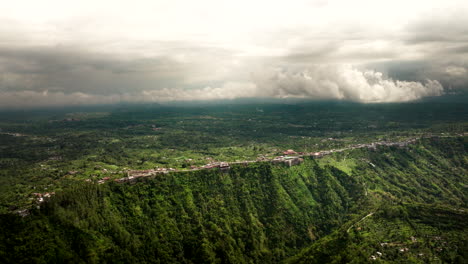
<box><xmin>0</xmin><ymin>137</ymin><xmax>466</xmax><ymax>263</ymax></box>
<box><xmin>286</xmin><ymin>203</ymin><xmax>468</xmax><ymax>264</ymax></box>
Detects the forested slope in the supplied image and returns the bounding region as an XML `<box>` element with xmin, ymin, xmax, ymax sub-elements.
<box><xmin>0</xmin><ymin>137</ymin><xmax>466</xmax><ymax>263</ymax></box>
<box><xmin>289</xmin><ymin>136</ymin><xmax>467</xmax><ymax>263</ymax></box>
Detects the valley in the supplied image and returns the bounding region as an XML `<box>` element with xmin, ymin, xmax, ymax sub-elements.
<box><xmin>0</xmin><ymin>102</ymin><xmax>466</xmax><ymax>263</ymax></box>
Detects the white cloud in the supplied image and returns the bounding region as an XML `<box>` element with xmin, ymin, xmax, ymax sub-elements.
<box><xmin>445</xmin><ymin>66</ymin><xmax>467</xmax><ymax>76</ymax></box>
<box><xmin>251</xmin><ymin>65</ymin><xmax>444</xmax><ymax>102</ymax></box>
<box><xmin>0</xmin><ymin>65</ymin><xmax>444</xmax><ymax>108</ymax></box>
<box><xmin>0</xmin><ymin>0</ymin><xmax>465</xmax><ymax>106</ymax></box>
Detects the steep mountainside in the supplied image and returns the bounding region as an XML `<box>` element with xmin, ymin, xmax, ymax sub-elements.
<box><xmin>0</xmin><ymin>137</ymin><xmax>466</xmax><ymax>263</ymax></box>
<box><xmin>287</xmin><ymin>203</ymin><xmax>468</xmax><ymax>264</ymax></box>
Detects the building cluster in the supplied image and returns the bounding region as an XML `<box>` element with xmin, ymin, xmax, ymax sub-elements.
<box><xmin>369</xmin><ymin>251</ymin><xmax>383</xmax><ymax>260</ymax></box>
<box><xmin>350</xmin><ymin>138</ymin><xmax>418</xmax><ymax>150</ymax></box>
<box><xmin>123</xmin><ymin>124</ymin><xmax>162</xmax><ymax>131</ymax></box>
<box><xmin>15</xmin><ymin>209</ymin><xmax>30</xmax><ymax>217</ymax></box>
<box><xmin>112</xmin><ymin>162</ymin><xmax>234</xmax><ymax>183</ymax></box>
<box><xmin>32</xmin><ymin>192</ymin><xmax>56</xmax><ymax>203</ymax></box>
<box><xmin>201</xmin><ymin>162</ymin><xmax>230</xmax><ymax>170</ymax></box>
<box><xmin>48</xmin><ymin>118</ymin><xmax>81</xmax><ymax>123</ymax></box>
<box><xmin>113</xmin><ymin>167</ymin><xmax>180</xmax><ymax>183</ymax></box>
<box><xmin>97</xmin><ymin>177</ymin><xmax>111</xmax><ymax>184</ymax></box>
<box><xmin>283</xmin><ymin>149</ymin><xmax>297</xmax><ymax>155</ymax></box>
<box><xmin>0</xmin><ymin>132</ymin><xmax>25</xmax><ymax>137</ymax></box>
<box><xmin>300</xmin><ymin>138</ymin><xmax>419</xmax><ymax>158</ymax></box>
<box><xmin>272</xmin><ymin>156</ymin><xmax>304</xmax><ymax>167</ymax></box>
<box><xmin>399</xmin><ymin>247</ymin><xmax>410</xmax><ymax>253</ymax></box>
<box><xmin>63</xmin><ymin>118</ymin><xmax>81</xmax><ymax>122</ymax></box>
<box><xmin>90</xmin><ymin>138</ymin><xmax>425</xmax><ymax>185</ymax></box>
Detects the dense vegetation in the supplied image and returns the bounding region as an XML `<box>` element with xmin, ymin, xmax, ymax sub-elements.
<box><xmin>288</xmin><ymin>137</ymin><xmax>468</xmax><ymax>264</ymax></box>
<box><xmin>0</xmin><ymin>102</ymin><xmax>467</xmax><ymax>212</ymax></box>
<box><xmin>287</xmin><ymin>203</ymin><xmax>468</xmax><ymax>264</ymax></box>
<box><xmin>0</xmin><ymin>136</ymin><xmax>466</xmax><ymax>263</ymax></box>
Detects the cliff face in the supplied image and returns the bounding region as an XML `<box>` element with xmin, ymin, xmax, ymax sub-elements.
<box><xmin>0</xmin><ymin>137</ymin><xmax>466</xmax><ymax>263</ymax></box>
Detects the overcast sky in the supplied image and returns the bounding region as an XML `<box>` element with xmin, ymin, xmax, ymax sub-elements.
<box><xmin>1</xmin><ymin>0</ymin><xmax>467</xmax><ymax>107</ymax></box>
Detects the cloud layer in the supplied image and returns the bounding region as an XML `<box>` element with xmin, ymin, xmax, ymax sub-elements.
<box><xmin>0</xmin><ymin>65</ymin><xmax>444</xmax><ymax>107</ymax></box>
<box><xmin>252</xmin><ymin>66</ymin><xmax>444</xmax><ymax>103</ymax></box>
<box><xmin>0</xmin><ymin>0</ymin><xmax>467</xmax><ymax>107</ymax></box>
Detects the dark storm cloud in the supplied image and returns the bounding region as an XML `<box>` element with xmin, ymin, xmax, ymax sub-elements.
<box><xmin>448</xmin><ymin>45</ymin><xmax>468</xmax><ymax>54</ymax></box>
<box><xmin>404</xmin><ymin>13</ymin><xmax>468</xmax><ymax>44</ymax></box>
<box><xmin>0</xmin><ymin>48</ymin><xmax>174</xmax><ymax>94</ymax></box>
<box><xmin>360</xmin><ymin>11</ymin><xmax>468</xmax><ymax>91</ymax></box>
<box><xmin>0</xmin><ymin>44</ymin><xmax>238</xmax><ymax>95</ymax></box>
<box><xmin>0</xmin><ymin>0</ymin><xmax>467</xmax><ymax>107</ymax></box>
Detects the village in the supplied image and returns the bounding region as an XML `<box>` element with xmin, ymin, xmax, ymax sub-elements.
<box><xmin>109</xmin><ymin>137</ymin><xmax>421</xmax><ymax>184</ymax></box>
<box><xmin>28</xmin><ymin>134</ymin><xmax>457</xmax><ymax>204</ymax></box>
<box><xmin>23</xmin><ymin>134</ymin><xmax>458</xmax><ymax>262</ymax></box>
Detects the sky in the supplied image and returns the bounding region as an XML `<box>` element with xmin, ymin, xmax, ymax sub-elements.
<box><xmin>0</xmin><ymin>0</ymin><xmax>467</xmax><ymax>107</ymax></box>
